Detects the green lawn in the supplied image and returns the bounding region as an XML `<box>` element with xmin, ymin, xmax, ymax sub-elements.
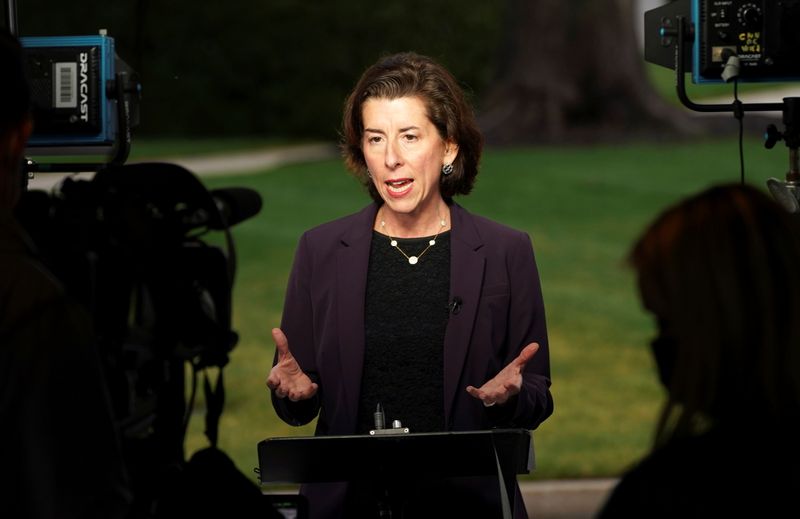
<box><xmin>179</xmin><ymin>135</ymin><xmax>789</xmax><ymax>484</ymax></box>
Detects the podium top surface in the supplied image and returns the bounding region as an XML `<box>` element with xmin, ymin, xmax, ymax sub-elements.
<box><xmin>257</xmin><ymin>428</ymin><xmax>534</xmax><ymax>484</ymax></box>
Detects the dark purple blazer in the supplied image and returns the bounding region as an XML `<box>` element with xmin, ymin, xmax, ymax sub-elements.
<box><xmin>271</xmin><ymin>202</ymin><xmax>554</xmax><ymax>518</ymax></box>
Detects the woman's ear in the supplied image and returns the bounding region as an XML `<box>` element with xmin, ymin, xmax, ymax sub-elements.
<box><xmin>0</xmin><ymin>119</ymin><xmax>32</xmax><ymax>210</ymax></box>
<box><xmin>5</xmin><ymin>117</ymin><xmax>33</xmax><ymax>156</ymax></box>
<box><xmin>444</xmin><ymin>139</ymin><xmax>459</xmax><ymax>164</ymax></box>
<box><xmin>18</xmin><ymin>117</ymin><xmax>33</xmax><ymax>150</ymax></box>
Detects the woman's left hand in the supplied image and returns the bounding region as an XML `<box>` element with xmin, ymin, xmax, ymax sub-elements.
<box><xmin>465</xmin><ymin>342</ymin><xmax>539</xmax><ymax>407</ymax></box>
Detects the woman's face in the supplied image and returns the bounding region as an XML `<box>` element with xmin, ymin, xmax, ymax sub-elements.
<box><xmin>361</xmin><ymin>96</ymin><xmax>457</xmax><ymax>219</ymax></box>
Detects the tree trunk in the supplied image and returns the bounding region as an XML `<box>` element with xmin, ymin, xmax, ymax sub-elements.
<box><xmin>479</xmin><ymin>0</ymin><xmax>702</xmax><ymax>145</ymax></box>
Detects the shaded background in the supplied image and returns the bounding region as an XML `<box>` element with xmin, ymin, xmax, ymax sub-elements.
<box><xmin>16</xmin><ymin>0</ymin><xmax>714</xmax><ymax>145</ymax></box>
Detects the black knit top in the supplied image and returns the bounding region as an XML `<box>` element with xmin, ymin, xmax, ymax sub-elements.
<box><xmin>355</xmin><ymin>230</ymin><xmax>451</xmax><ymax>434</ymax></box>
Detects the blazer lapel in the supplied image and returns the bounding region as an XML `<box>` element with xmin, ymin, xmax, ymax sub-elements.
<box><xmin>444</xmin><ymin>203</ymin><xmax>485</xmax><ymax>425</ymax></box>
<box><xmin>336</xmin><ymin>204</ymin><xmax>378</xmax><ymax>425</ymax></box>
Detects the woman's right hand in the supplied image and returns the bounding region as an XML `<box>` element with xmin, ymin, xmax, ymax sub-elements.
<box><xmin>266</xmin><ymin>328</ymin><xmax>318</xmax><ymax>401</ymax></box>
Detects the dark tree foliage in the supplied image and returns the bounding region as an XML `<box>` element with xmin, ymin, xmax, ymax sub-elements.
<box><xmin>17</xmin><ymin>0</ymin><xmax>504</xmax><ymax>139</ymax></box>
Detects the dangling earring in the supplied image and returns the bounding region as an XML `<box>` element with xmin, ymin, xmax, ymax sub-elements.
<box><xmin>441</xmin><ymin>163</ymin><xmax>454</xmax><ymax>176</ymax></box>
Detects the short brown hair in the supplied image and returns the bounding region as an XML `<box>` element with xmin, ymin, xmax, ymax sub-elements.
<box><xmin>340</xmin><ymin>52</ymin><xmax>483</xmax><ymax>203</ymax></box>
<box><xmin>630</xmin><ymin>183</ymin><xmax>800</xmax><ymax>441</ymax></box>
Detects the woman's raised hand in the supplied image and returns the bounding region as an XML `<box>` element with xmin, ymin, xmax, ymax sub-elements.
<box><xmin>266</xmin><ymin>328</ymin><xmax>318</xmax><ymax>401</ymax></box>
<box><xmin>465</xmin><ymin>342</ymin><xmax>539</xmax><ymax>407</ymax></box>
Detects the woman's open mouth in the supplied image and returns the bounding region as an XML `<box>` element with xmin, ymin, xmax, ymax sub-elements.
<box><xmin>386</xmin><ymin>178</ymin><xmax>413</xmax><ymax>197</ymax></box>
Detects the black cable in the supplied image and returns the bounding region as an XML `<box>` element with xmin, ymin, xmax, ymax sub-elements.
<box><xmin>733</xmin><ymin>79</ymin><xmax>745</xmax><ymax>184</ymax></box>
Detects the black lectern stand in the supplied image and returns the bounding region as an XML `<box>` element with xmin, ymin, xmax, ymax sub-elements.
<box><xmin>257</xmin><ymin>428</ymin><xmax>534</xmax><ymax>519</ymax></box>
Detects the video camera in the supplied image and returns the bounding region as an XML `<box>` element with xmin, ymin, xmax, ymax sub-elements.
<box><xmin>5</xmin><ymin>0</ymin><xmax>265</xmax><ymax>514</ymax></box>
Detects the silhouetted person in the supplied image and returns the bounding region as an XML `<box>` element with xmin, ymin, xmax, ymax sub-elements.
<box><xmin>0</xmin><ymin>29</ymin><xmax>132</xmax><ymax>518</ymax></box>
<box><xmin>598</xmin><ymin>183</ymin><xmax>800</xmax><ymax>517</ymax></box>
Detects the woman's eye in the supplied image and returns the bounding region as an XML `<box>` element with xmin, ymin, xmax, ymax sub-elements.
<box><xmin>367</xmin><ymin>136</ymin><xmax>382</xmax><ymax>144</ymax></box>
<box><xmin>402</xmin><ymin>134</ymin><xmax>418</xmax><ymax>142</ymax></box>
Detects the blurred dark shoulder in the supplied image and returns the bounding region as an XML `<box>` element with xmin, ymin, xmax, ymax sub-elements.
<box><xmin>0</xmin><ymin>214</ymin><xmax>75</xmax><ymax>334</ymax></box>
<box><xmin>597</xmin><ymin>425</ymin><xmax>800</xmax><ymax>518</ymax></box>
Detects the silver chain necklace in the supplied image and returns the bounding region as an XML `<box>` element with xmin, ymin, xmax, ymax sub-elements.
<box><xmin>380</xmin><ymin>216</ymin><xmax>447</xmax><ymax>265</ymax></box>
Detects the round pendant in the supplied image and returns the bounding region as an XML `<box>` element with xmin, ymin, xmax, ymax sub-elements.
<box><xmin>408</xmin><ymin>256</ymin><xmax>418</xmax><ymax>265</ymax></box>
<box><xmin>390</xmin><ymin>240</ymin><xmax>398</xmax><ymax>247</ymax></box>
<box><xmin>429</xmin><ymin>239</ymin><xmax>436</xmax><ymax>246</ymax></box>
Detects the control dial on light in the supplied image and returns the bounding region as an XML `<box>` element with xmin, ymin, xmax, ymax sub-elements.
<box><xmin>737</xmin><ymin>3</ymin><xmax>762</xmax><ymax>29</ymax></box>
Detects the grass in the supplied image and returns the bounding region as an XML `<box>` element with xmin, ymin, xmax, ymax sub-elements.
<box><xmin>178</xmin><ymin>136</ymin><xmax>789</xmax><ymax>485</ymax></box>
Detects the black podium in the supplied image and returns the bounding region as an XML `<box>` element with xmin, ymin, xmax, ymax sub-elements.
<box><xmin>257</xmin><ymin>428</ymin><xmax>534</xmax><ymax>518</ymax></box>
